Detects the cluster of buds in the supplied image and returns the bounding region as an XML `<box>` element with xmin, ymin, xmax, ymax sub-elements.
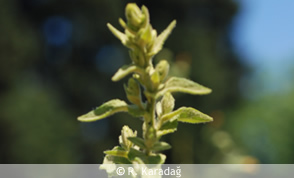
<box><xmin>107</xmin><ymin>3</ymin><xmax>176</xmax><ymax>68</ymax></box>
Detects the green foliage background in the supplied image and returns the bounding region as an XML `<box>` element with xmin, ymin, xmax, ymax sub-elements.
<box><xmin>0</xmin><ymin>0</ymin><xmax>293</xmax><ymax>164</ymax></box>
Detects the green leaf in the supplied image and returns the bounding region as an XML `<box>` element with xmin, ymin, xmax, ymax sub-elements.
<box><xmin>158</xmin><ymin>119</ymin><xmax>178</xmax><ymax>137</ymax></box>
<box><xmin>161</xmin><ymin>107</ymin><xmax>213</xmax><ymax>124</ymax></box>
<box><xmin>151</xmin><ymin>142</ymin><xmax>171</xmax><ymax>152</ymax></box>
<box><xmin>161</xmin><ymin>92</ymin><xmax>175</xmax><ymax>115</ymax></box>
<box><xmin>128</xmin><ymin>137</ymin><xmax>147</xmax><ymax>149</ymax></box>
<box><xmin>77</xmin><ymin>99</ymin><xmax>128</xmax><ymax>122</ymax></box>
<box><xmin>102</xmin><ymin>155</ymin><xmax>132</xmax><ymax>165</ymax></box>
<box><xmin>127</xmin><ymin>148</ymin><xmax>166</xmax><ymax>164</ymax></box>
<box><xmin>155</xmin><ymin>60</ymin><xmax>170</xmax><ymax>82</ymax></box>
<box><xmin>156</xmin><ymin>77</ymin><xmax>211</xmax><ymax>98</ymax></box>
<box><xmin>127</xmin><ymin>105</ymin><xmax>145</xmax><ymax>117</ymax></box>
<box><xmin>104</xmin><ymin>146</ymin><xmax>128</xmax><ymax>158</ymax></box>
<box><xmin>149</xmin><ymin>20</ymin><xmax>176</xmax><ymax>56</ymax></box>
<box><xmin>157</xmin><ymin>129</ymin><xmax>177</xmax><ymax>137</ymax></box>
<box><xmin>107</xmin><ymin>23</ymin><xmax>128</xmax><ymax>45</ymax></box>
<box><xmin>146</xmin><ymin>155</ymin><xmax>164</xmax><ymax>164</ymax></box>
<box><xmin>119</xmin><ymin>126</ymin><xmax>137</xmax><ymax>150</ymax></box>
<box><xmin>128</xmin><ymin>148</ymin><xmax>146</xmax><ymax>161</ymax></box>
<box><xmin>112</xmin><ymin>64</ymin><xmax>144</xmax><ymax>82</ymax></box>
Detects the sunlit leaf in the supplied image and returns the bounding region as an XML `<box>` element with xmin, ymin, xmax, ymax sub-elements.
<box><xmin>127</xmin><ymin>105</ymin><xmax>145</xmax><ymax>117</ymax></box>
<box><xmin>128</xmin><ymin>137</ymin><xmax>146</xmax><ymax>149</ymax></box>
<box><xmin>77</xmin><ymin>99</ymin><xmax>128</xmax><ymax>122</ymax></box>
<box><xmin>128</xmin><ymin>148</ymin><xmax>146</xmax><ymax>161</ymax></box>
<box><xmin>151</xmin><ymin>141</ymin><xmax>171</xmax><ymax>152</ymax></box>
<box><xmin>160</xmin><ymin>107</ymin><xmax>213</xmax><ymax>124</ymax></box>
<box><xmin>149</xmin><ymin>20</ymin><xmax>176</xmax><ymax>56</ymax></box>
<box><xmin>107</xmin><ymin>23</ymin><xmax>128</xmax><ymax>45</ymax></box>
<box><xmin>112</xmin><ymin>64</ymin><xmax>144</xmax><ymax>82</ymax></box>
<box><xmin>161</xmin><ymin>92</ymin><xmax>175</xmax><ymax>115</ymax></box>
<box><xmin>102</xmin><ymin>155</ymin><xmax>132</xmax><ymax>165</ymax></box>
<box><xmin>156</xmin><ymin>77</ymin><xmax>211</xmax><ymax>98</ymax></box>
<box><xmin>157</xmin><ymin>119</ymin><xmax>178</xmax><ymax>137</ymax></box>
<box><xmin>104</xmin><ymin>146</ymin><xmax>128</xmax><ymax>158</ymax></box>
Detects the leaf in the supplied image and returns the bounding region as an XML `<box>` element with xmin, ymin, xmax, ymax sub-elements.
<box><xmin>102</xmin><ymin>155</ymin><xmax>132</xmax><ymax>165</ymax></box>
<box><xmin>157</xmin><ymin>129</ymin><xmax>177</xmax><ymax>137</ymax></box>
<box><xmin>155</xmin><ymin>60</ymin><xmax>170</xmax><ymax>81</ymax></box>
<box><xmin>128</xmin><ymin>137</ymin><xmax>147</xmax><ymax>149</ymax></box>
<box><xmin>161</xmin><ymin>92</ymin><xmax>175</xmax><ymax>115</ymax></box>
<box><xmin>77</xmin><ymin>99</ymin><xmax>128</xmax><ymax>122</ymax></box>
<box><xmin>157</xmin><ymin>119</ymin><xmax>178</xmax><ymax>137</ymax></box>
<box><xmin>119</xmin><ymin>126</ymin><xmax>137</xmax><ymax>150</ymax></box>
<box><xmin>160</xmin><ymin>107</ymin><xmax>213</xmax><ymax>124</ymax></box>
<box><xmin>112</xmin><ymin>64</ymin><xmax>144</xmax><ymax>82</ymax></box>
<box><xmin>107</xmin><ymin>23</ymin><xmax>128</xmax><ymax>45</ymax></box>
<box><xmin>156</xmin><ymin>77</ymin><xmax>211</xmax><ymax>98</ymax></box>
<box><xmin>149</xmin><ymin>20</ymin><xmax>176</xmax><ymax>56</ymax></box>
<box><xmin>127</xmin><ymin>148</ymin><xmax>166</xmax><ymax>164</ymax></box>
<box><xmin>128</xmin><ymin>148</ymin><xmax>146</xmax><ymax>161</ymax></box>
<box><xmin>127</xmin><ymin>105</ymin><xmax>145</xmax><ymax>117</ymax></box>
<box><xmin>104</xmin><ymin>146</ymin><xmax>128</xmax><ymax>158</ymax></box>
<box><xmin>146</xmin><ymin>154</ymin><xmax>165</xmax><ymax>164</ymax></box>
<box><xmin>151</xmin><ymin>142</ymin><xmax>171</xmax><ymax>152</ymax></box>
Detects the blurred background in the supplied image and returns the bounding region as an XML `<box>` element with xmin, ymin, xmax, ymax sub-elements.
<box><xmin>0</xmin><ymin>0</ymin><xmax>294</xmax><ymax>164</ymax></box>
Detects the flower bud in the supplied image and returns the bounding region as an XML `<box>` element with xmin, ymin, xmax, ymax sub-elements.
<box><xmin>161</xmin><ymin>92</ymin><xmax>175</xmax><ymax>115</ymax></box>
<box><xmin>124</xmin><ymin>78</ymin><xmax>142</xmax><ymax>106</ymax></box>
<box><xmin>125</xmin><ymin>3</ymin><xmax>145</xmax><ymax>31</ymax></box>
<box><xmin>119</xmin><ymin>125</ymin><xmax>137</xmax><ymax>150</ymax></box>
<box><xmin>155</xmin><ymin>60</ymin><xmax>170</xmax><ymax>81</ymax></box>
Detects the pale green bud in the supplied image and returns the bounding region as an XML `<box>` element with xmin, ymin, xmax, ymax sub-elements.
<box><xmin>119</xmin><ymin>125</ymin><xmax>137</xmax><ymax>150</ymax></box>
<box><xmin>125</xmin><ymin>3</ymin><xmax>145</xmax><ymax>31</ymax></box>
<box><xmin>129</xmin><ymin>49</ymin><xmax>145</xmax><ymax>67</ymax></box>
<box><xmin>161</xmin><ymin>92</ymin><xmax>175</xmax><ymax>115</ymax></box>
<box><xmin>124</xmin><ymin>78</ymin><xmax>142</xmax><ymax>106</ymax></box>
<box><xmin>155</xmin><ymin>60</ymin><xmax>170</xmax><ymax>81</ymax></box>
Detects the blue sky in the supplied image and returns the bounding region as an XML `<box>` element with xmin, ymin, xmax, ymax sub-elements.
<box><xmin>232</xmin><ymin>0</ymin><xmax>294</xmax><ymax>94</ymax></box>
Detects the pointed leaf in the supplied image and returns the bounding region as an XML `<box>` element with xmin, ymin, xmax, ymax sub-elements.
<box><xmin>128</xmin><ymin>137</ymin><xmax>147</xmax><ymax>149</ymax></box>
<box><xmin>161</xmin><ymin>107</ymin><xmax>213</xmax><ymax>124</ymax></box>
<box><xmin>77</xmin><ymin>99</ymin><xmax>128</xmax><ymax>122</ymax></box>
<box><xmin>156</xmin><ymin>77</ymin><xmax>211</xmax><ymax>98</ymax></box>
<box><xmin>127</xmin><ymin>105</ymin><xmax>145</xmax><ymax>117</ymax></box>
<box><xmin>161</xmin><ymin>92</ymin><xmax>175</xmax><ymax>115</ymax></box>
<box><xmin>158</xmin><ymin>119</ymin><xmax>178</xmax><ymax>137</ymax></box>
<box><xmin>157</xmin><ymin>129</ymin><xmax>177</xmax><ymax>137</ymax></box>
<box><xmin>149</xmin><ymin>20</ymin><xmax>176</xmax><ymax>56</ymax></box>
<box><xmin>102</xmin><ymin>155</ymin><xmax>132</xmax><ymax>165</ymax></box>
<box><xmin>112</xmin><ymin>64</ymin><xmax>144</xmax><ymax>82</ymax></box>
<box><xmin>151</xmin><ymin>141</ymin><xmax>171</xmax><ymax>152</ymax></box>
<box><xmin>104</xmin><ymin>146</ymin><xmax>128</xmax><ymax>158</ymax></box>
<box><xmin>128</xmin><ymin>148</ymin><xmax>146</xmax><ymax>161</ymax></box>
<box><xmin>107</xmin><ymin>23</ymin><xmax>128</xmax><ymax>45</ymax></box>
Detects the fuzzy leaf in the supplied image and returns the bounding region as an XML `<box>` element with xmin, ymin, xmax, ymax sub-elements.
<box><xmin>104</xmin><ymin>146</ymin><xmax>128</xmax><ymax>158</ymax></box>
<box><xmin>161</xmin><ymin>107</ymin><xmax>213</xmax><ymax>124</ymax></box>
<box><xmin>77</xmin><ymin>99</ymin><xmax>128</xmax><ymax>122</ymax></box>
<box><xmin>127</xmin><ymin>105</ymin><xmax>145</xmax><ymax>117</ymax></box>
<box><xmin>156</xmin><ymin>77</ymin><xmax>211</xmax><ymax>98</ymax></box>
<box><xmin>147</xmin><ymin>154</ymin><xmax>166</xmax><ymax>164</ymax></box>
<box><xmin>128</xmin><ymin>148</ymin><xmax>165</xmax><ymax>164</ymax></box>
<box><xmin>107</xmin><ymin>23</ymin><xmax>128</xmax><ymax>45</ymax></box>
<box><xmin>157</xmin><ymin>129</ymin><xmax>177</xmax><ymax>137</ymax></box>
<box><xmin>161</xmin><ymin>92</ymin><xmax>175</xmax><ymax>115</ymax></box>
<box><xmin>149</xmin><ymin>20</ymin><xmax>176</xmax><ymax>56</ymax></box>
<box><xmin>112</xmin><ymin>64</ymin><xmax>143</xmax><ymax>82</ymax></box>
<box><xmin>102</xmin><ymin>155</ymin><xmax>132</xmax><ymax>165</ymax></box>
<box><xmin>128</xmin><ymin>148</ymin><xmax>146</xmax><ymax>161</ymax></box>
<box><xmin>151</xmin><ymin>142</ymin><xmax>171</xmax><ymax>152</ymax></box>
<box><xmin>128</xmin><ymin>137</ymin><xmax>147</xmax><ymax>149</ymax></box>
<box><xmin>158</xmin><ymin>119</ymin><xmax>178</xmax><ymax>137</ymax></box>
